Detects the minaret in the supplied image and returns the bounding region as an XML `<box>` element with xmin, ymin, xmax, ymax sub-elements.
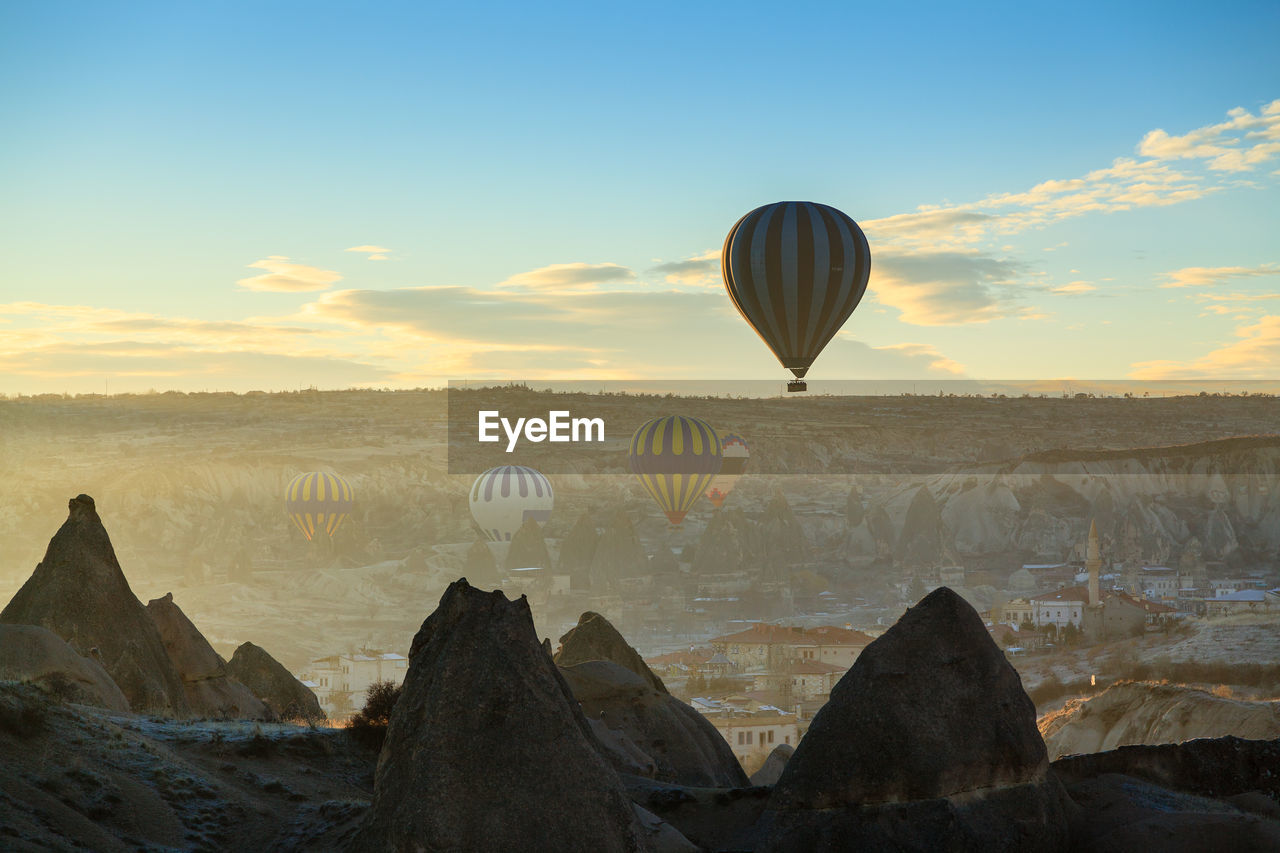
<box><xmin>1086</xmin><ymin>519</ymin><xmax>1101</xmax><ymax>607</ymax></box>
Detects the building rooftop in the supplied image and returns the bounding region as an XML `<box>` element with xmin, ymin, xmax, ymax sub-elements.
<box><xmin>1215</xmin><ymin>589</ymin><xmax>1268</xmax><ymax>602</ymax></box>
<box><xmin>710</xmin><ymin>622</ymin><xmax>873</xmax><ymax>647</ymax></box>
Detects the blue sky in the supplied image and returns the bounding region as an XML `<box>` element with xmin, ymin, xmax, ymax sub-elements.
<box><xmin>2</xmin><ymin>1</ymin><xmax>1278</xmax><ymax>392</ymax></box>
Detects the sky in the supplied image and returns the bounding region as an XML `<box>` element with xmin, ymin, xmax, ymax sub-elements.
<box><xmin>1</xmin><ymin>1</ymin><xmax>1278</xmax><ymax>394</ymax></box>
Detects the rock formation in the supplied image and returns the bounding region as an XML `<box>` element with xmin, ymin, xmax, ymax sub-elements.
<box><xmin>559</xmin><ymin>512</ymin><xmax>600</xmax><ymax>590</ymax></box>
<box><xmin>760</xmin><ymin>489</ymin><xmax>807</xmax><ymax>572</ymax></box>
<box><xmin>555</xmin><ymin>612</ymin><xmax>749</xmax><ymax>788</ymax></box>
<box><xmin>351</xmin><ymin>579</ymin><xmax>655</xmax><ymax>852</ymax></box>
<box><xmin>555</xmin><ymin>611</ymin><xmax>667</xmax><ymax>693</ymax></box>
<box><xmin>1039</xmin><ymin>682</ymin><xmax>1280</xmax><ymax>760</ymax></box>
<box><xmin>505</xmin><ymin>517</ymin><xmax>552</xmax><ymax>573</ymax></box>
<box><xmin>1053</xmin><ymin>736</ymin><xmax>1280</xmax><ymax>850</ymax></box>
<box><xmin>750</xmin><ymin>743</ymin><xmax>793</xmax><ymax>786</ymax></box>
<box><xmin>591</xmin><ymin>510</ymin><xmax>647</xmax><ymax>588</ymax></box>
<box><xmin>845</xmin><ymin>484</ymin><xmax>864</xmax><ymax>527</ymax></box>
<box><xmin>0</xmin><ymin>624</ymin><xmax>130</xmax><ymax>712</ymax></box>
<box><xmin>692</xmin><ymin>508</ymin><xmax>761</xmax><ymax>576</ymax></box>
<box><xmin>761</xmin><ymin>586</ymin><xmax>1068</xmax><ymax>852</ymax></box>
<box><xmin>463</xmin><ymin>538</ymin><xmax>499</xmax><ymax>586</ymax></box>
<box><xmin>895</xmin><ymin>484</ymin><xmax>943</xmax><ymax>565</ymax></box>
<box><xmin>145</xmin><ymin>593</ymin><xmax>272</xmax><ymax>720</ymax></box>
<box><xmin>225</xmin><ymin>642</ymin><xmax>324</xmax><ymax>723</ymax></box>
<box><xmin>0</xmin><ymin>495</ymin><xmax>191</xmax><ymax>716</ymax></box>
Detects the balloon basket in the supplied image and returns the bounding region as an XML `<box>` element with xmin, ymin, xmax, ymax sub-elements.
<box><xmin>787</xmin><ymin>380</ymin><xmax>807</xmax><ymax>393</ymax></box>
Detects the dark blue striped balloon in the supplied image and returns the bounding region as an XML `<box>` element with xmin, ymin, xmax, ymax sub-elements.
<box><xmin>722</xmin><ymin>201</ymin><xmax>871</xmax><ymax>379</ymax></box>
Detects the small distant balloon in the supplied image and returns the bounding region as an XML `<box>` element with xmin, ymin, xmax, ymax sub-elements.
<box><xmin>722</xmin><ymin>201</ymin><xmax>871</xmax><ymax>390</ymax></box>
<box><xmin>470</xmin><ymin>465</ymin><xmax>554</xmax><ymax>542</ymax></box>
<box><xmin>628</xmin><ymin>415</ymin><xmax>722</xmax><ymax>526</ymax></box>
<box><xmin>705</xmin><ymin>432</ymin><xmax>749</xmax><ymax>509</ymax></box>
<box><xmin>285</xmin><ymin>472</ymin><xmax>354</xmax><ymax>541</ymax></box>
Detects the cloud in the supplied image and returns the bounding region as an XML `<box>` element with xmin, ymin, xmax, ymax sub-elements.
<box><xmin>0</xmin><ymin>303</ymin><xmax>391</xmax><ymax>393</ymax></box>
<box><xmin>302</xmin><ymin>281</ymin><xmax>966</xmax><ymax>381</ymax></box>
<box><xmin>1138</xmin><ymin>100</ymin><xmax>1280</xmax><ymax>172</ymax></box>
<box><xmin>1130</xmin><ymin>315</ymin><xmax>1280</xmax><ymax>379</ymax></box>
<box><xmin>345</xmin><ymin>245</ymin><xmax>392</xmax><ymax>261</ymax></box>
<box><xmin>1051</xmin><ymin>281</ymin><xmax>1097</xmax><ymax>294</ymax></box>
<box><xmin>860</xmin><ymin>108</ymin><xmax>1263</xmax><ymax>252</ymax></box>
<box><xmin>649</xmin><ymin>250</ymin><xmax>720</xmax><ymax>286</ymax></box>
<box><xmin>861</xmin><ymin>210</ymin><xmax>995</xmax><ymax>251</ymax></box>
<box><xmin>237</xmin><ymin>256</ymin><xmax>343</xmax><ymax>292</ymax></box>
<box><xmin>496</xmin><ymin>262</ymin><xmax>636</xmax><ymax>291</ymax></box>
<box><xmin>1158</xmin><ymin>263</ymin><xmax>1280</xmax><ymax>289</ymax></box>
<box><xmin>861</xmin><ymin>342</ymin><xmax>966</xmax><ymax>375</ymax></box>
<box><xmin>869</xmin><ymin>250</ymin><xmax>1029</xmax><ymax>325</ymax></box>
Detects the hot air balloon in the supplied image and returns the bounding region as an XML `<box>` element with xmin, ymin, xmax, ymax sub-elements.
<box><xmin>722</xmin><ymin>201</ymin><xmax>871</xmax><ymax>391</ymax></box>
<box><xmin>704</xmin><ymin>432</ymin><xmax>749</xmax><ymax>509</ymax></box>
<box><xmin>628</xmin><ymin>415</ymin><xmax>721</xmax><ymax>525</ymax></box>
<box><xmin>285</xmin><ymin>472</ymin><xmax>354</xmax><ymax>541</ymax></box>
<box><xmin>469</xmin><ymin>465</ymin><xmax>554</xmax><ymax>542</ymax></box>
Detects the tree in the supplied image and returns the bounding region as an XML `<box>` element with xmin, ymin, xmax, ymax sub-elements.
<box><xmin>347</xmin><ymin>679</ymin><xmax>403</xmax><ymax>750</ymax></box>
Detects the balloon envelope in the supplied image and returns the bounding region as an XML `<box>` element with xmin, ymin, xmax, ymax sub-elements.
<box><xmin>722</xmin><ymin>201</ymin><xmax>871</xmax><ymax>379</ymax></box>
<box><xmin>629</xmin><ymin>415</ymin><xmax>722</xmax><ymax>525</ymax></box>
<box><xmin>285</xmin><ymin>472</ymin><xmax>354</xmax><ymax>541</ymax></box>
<box><xmin>705</xmin><ymin>432</ymin><xmax>749</xmax><ymax>508</ymax></box>
<box><xmin>470</xmin><ymin>465</ymin><xmax>554</xmax><ymax>542</ymax></box>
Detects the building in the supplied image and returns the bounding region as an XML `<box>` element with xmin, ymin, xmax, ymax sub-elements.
<box><xmin>1001</xmin><ymin>597</ymin><xmax>1035</xmax><ymax>627</ymax></box>
<box><xmin>1030</xmin><ymin>587</ymin><xmax>1087</xmax><ymax>629</ymax></box>
<box><xmin>752</xmin><ymin>660</ymin><xmax>846</xmax><ymax>702</ymax></box>
<box><xmin>693</xmin><ymin>701</ymin><xmax>801</xmax><ymax>775</ymax></box>
<box><xmin>1206</xmin><ymin>589</ymin><xmax>1275</xmax><ymax>617</ymax></box>
<box><xmin>303</xmin><ymin>649</ymin><xmax>409</xmax><ymax>719</ymax></box>
<box><xmin>988</xmin><ymin>623</ymin><xmax>1046</xmax><ymax>652</ymax></box>
<box><xmin>1139</xmin><ymin>566</ymin><xmax>1180</xmax><ymax>603</ymax></box>
<box><xmin>709</xmin><ymin>623</ymin><xmax>873</xmax><ymax>672</ymax></box>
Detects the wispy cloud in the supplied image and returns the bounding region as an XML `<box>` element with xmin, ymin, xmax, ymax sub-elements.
<box><xmin>1138</xmin><ymin>100</ymin><xmax>1280</xmax><ymax>172</ymax></box>
<box><xmin>870</xmin><ymin>250</ymin><xmax>1029</xmax><ymax>326</ymax></box>
<box><xmin>237</xmin><ymin>256</ymin><xmax>343</xmax><ymax>292</ymax></box>
<box><xmin>496</xmin><ymin>262</ymin><xmax>635</xmax><ymax>291</ymax></box>
<box><xmin>345</xmin><ymin>245</ymin><xmax>392</xmax><ymax>260</ymax></box>
<box><xmin>860</xmin><ymin>105</ymin><xmax>1280</xmax><ymax>254</ymax></box>
<box><xmin>1131</xmin><ymin>314</ymin><xmax>1280</xmax><ymax>379</ymax></box>
<box><xmin>0</xmin><ymin>302</ymin><xmax>389</xmax><ymax>392</ymax></box>
<box><xmin>1051</xmin><ymin>281</ymin><xmax>1097</xmax><ymax>295</ymax></box>
<box><xmin>1158</xmin><ymin>263</ymin><xmax>1280</xmax><ymax>289</ymax></box>
<box><xmin>649</xmin><ymin>250</ymin><xmax>720</xmax><ymax>287</ymax></box>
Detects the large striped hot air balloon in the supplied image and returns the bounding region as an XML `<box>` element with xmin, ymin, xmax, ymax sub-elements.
<box><xmin>469</xmin><ymin>465</ymin><xmax>554</xmax><ymax>542</ymax></box>
<box><xmin>722</xmin><ymin>201</ymin><xmax>871</xmax><ymax>391</ymax></box>
<box><xmin>704</xmin><ymin>432</ymin><xmax>749</xmax><ymax>509</ymax></box>
<box><xmin>285</xmin><ymin>472</ymin><xmax>354</xmax><ymax>541</ymax></box>
<box><xmin>628</xmin><ymin>415</ymin><xmax>722</xmax><ymax>526</ymax></box>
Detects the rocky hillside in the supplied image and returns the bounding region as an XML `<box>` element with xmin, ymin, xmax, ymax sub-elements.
<box><xmin>1039</xmin><ymin>681</ymin><xmax>1280</xmax><ymax>760</ymax></box>
<box><xmin>857</xmin><ymin>436</ymin><xmax>1280</xmax><ymax>565</ymax></box>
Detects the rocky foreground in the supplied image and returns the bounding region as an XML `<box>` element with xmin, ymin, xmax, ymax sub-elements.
<box><xmin>2</xmin><ymin>496</ymin><xmax>1280</xmax><ymax>850</ymax></box>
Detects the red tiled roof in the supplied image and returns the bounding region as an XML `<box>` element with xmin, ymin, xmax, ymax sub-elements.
<box><xmin>1115</xmin><ymin>592</ymin><xmax>1176</xmax><ymax>613</ymax></box>
<box><xmin>1030</xmin><ymin>585</ymin><xmax>1091</xmax><ymax>603</ymax></box>
<box><xmin>1029</xmin><ymin>585</ymin><xmax>1177</xmax><ymax>614</ymax></box>
<box><xmin>788</xmin><ymin>660</ymin><xmax>846</xmax><ymax>675</ymax></box>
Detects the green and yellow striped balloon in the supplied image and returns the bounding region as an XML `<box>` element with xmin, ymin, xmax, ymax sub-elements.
<box><xmin>628</xmin><ymin>415</ymin><xmax>722</xmax><ymax>526</ymax></box>
<box><xmin>285</xmin><ymin>472</ymin><xmax>354</xmax><ymax>541</ymax></box>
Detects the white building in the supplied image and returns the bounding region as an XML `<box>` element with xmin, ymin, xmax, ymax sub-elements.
<box><xmin>304</xmin><ymin>649</ymin><xmax>409</xmax><ymax>719</ymax></box>
<box><xmin>1030</xmin><ymin>587</ymin><xmax>1086</xmax><ymax>629</ymax></box>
